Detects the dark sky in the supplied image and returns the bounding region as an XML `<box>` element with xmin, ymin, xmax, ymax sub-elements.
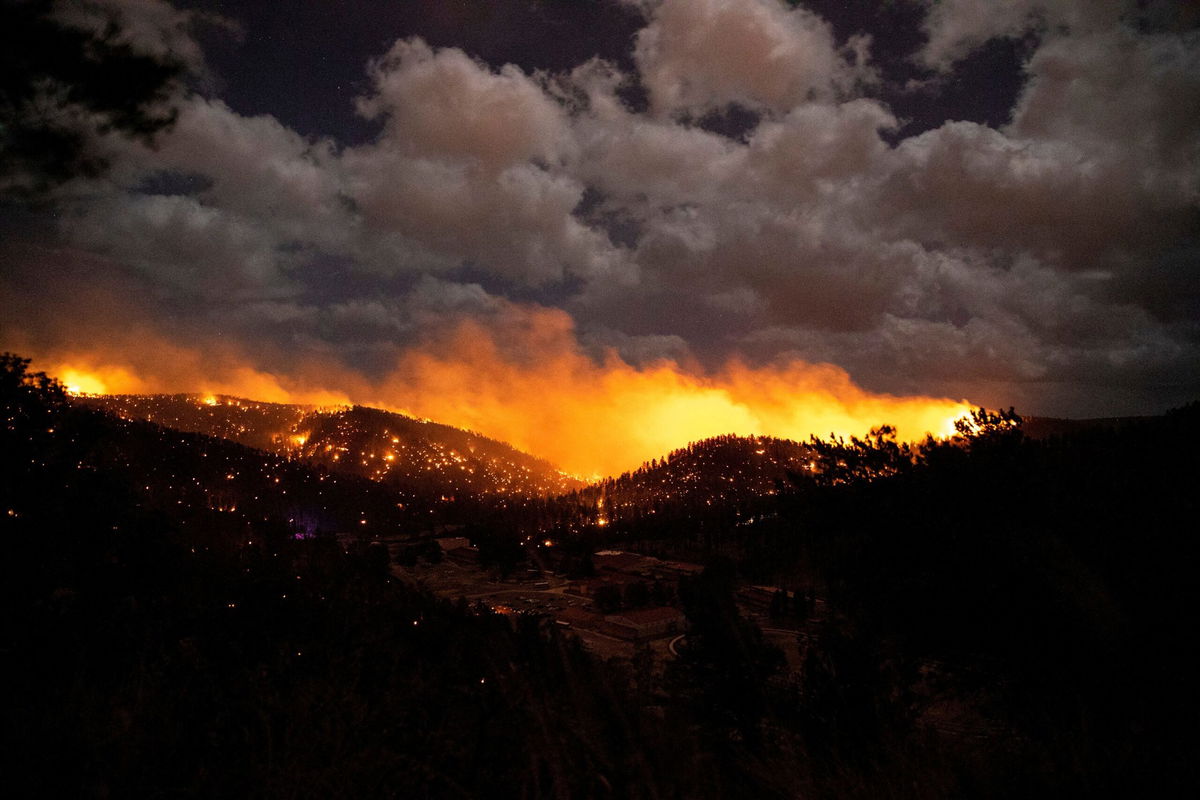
<box><xmin>2</xmin><ymin>0</ymin><xmax>1199</xmax><ymax>468</ymax></box>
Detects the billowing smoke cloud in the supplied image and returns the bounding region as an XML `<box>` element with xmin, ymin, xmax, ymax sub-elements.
<box><xmin>7</xmin><ymin>272</ymin><xmax>969</xmax><ymax>476</ymax></box>
<box><xmin>3</xmin><ymin>0</ymin><xmax>1198</xmax><ymax>467</ymax></box>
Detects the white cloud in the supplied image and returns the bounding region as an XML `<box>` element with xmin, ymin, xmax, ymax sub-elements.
<box><xmin>633</xmin><ymin>0</ymin><xmax>863</xmax><ymax>116</ymax></box>
<box><xmin>339</xmin><ymin>39</ymin><xmax>633</xmax><ymax>285</ymax></box>
<box><xmin>573</xmin><ymin>106</ymin><xmax>744</xmax><ymax>206</ymax></box>
<box><xmin>358</xmin><ymin>38</ymin><xmax>570</xmax><ymax>172</ymax></box>
<box><xmin>744</xmin><ymin>99</ymin><xmax>896</xmax><ymax>199</ymax></box>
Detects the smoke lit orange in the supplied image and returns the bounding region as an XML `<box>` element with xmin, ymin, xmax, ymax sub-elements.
<box><xmin>33</xmin><ymin>308</ymin><xmax>971</xmax><ymax>477</ymax></box>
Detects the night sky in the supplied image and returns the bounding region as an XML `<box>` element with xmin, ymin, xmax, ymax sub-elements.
<box><xmin>2</xmin><ymin>0</ymin><xmax>1199</xmax><ymax>471</ymax></box>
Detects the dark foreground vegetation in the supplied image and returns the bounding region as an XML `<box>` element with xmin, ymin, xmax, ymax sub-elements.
<box><xmin>3</xmin><ymin>353</ymin><xmax>1197</xmax><ymax>797</ymax></box>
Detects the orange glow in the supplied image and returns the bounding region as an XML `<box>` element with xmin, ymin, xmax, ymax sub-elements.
<box><xmin>56</xmin><ymin>365</ymin><xmax>140</xmax><ymax>396</ymax></box>
<box><xmin>26</xmin><ymin>307</ymin><xmax>972</xmax><ymax>477</ymax></box>
<box><xmin>369</xmin><ymin>313</ymin><xmax>972</xmax><ymax>475</ymax></box>
<box><xmin>60</xmin><ymin>371</ymin><xmax>106</xmax><ymax>396</ymax></box>
<box><xmin>37</xmin><ymin>338</ymin><xmax>359</xmax><ymax>409</ymax></box>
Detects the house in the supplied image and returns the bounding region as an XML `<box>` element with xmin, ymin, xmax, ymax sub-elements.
<box><xmin>565</xmin><ymin>573</ymin><xmax>645</xmax><ymax>598</ymax></box>
<box><xmin>555</xmin><ymin>606</ymin><xmax>603</xmax><ymax>630</ymax></box>
<box><xmin>654</xmin><ymin>560</ymin><xmax>705</xmax><ymax>581</ymax></box>
<box><xmin>436</xmin><ymin>536</ymin><xmax>479</xmax><ymax>565</ymax></box>
<box><xmin>593</xmin><ymin>550</ymin><xmax>654</xmax><ymax>575</ymax></box>
<box><xmin>601</xmin><ymin>606</ymin><xmax>686</xmax><ymax>642</ymax></box>
<box><xmin>737</xmin><ymin>584</ymin><xmax>783</xmax><ymax>615</ymax></box>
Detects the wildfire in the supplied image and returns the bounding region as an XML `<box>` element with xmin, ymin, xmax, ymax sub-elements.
<box><xmin>369</xmin><ymin>317</ymin><xmax>973</xmax><ymax>475</ymax></box>
<box><xmin>27</xmin><ymin>309</ymin><xmax>973</xmax><ymax>477</ymax></box>
<box><xmin>57</xmin><ymin>365</ymin><xmax>139</xmax><ymax>396</ymax></box>
<box><xmin>61</xmin><ymin>371</ymin><xmax>107</xmax><ymax>396</ymax></box>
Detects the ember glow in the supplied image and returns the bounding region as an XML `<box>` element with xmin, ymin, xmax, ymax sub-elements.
<box><xmin>60</xmin><ymin>369</ymin><xmax>112</xmax><ymax>397</ymax></box>
<box><xmin>372</xmin><ymin>316</ymin><xmax>971</xmax><ymax>476</ymax></box>
<box><xmin>34</xmin><ymin>310</ymin><xmax>969</xmax><ymax>476</ymax></box>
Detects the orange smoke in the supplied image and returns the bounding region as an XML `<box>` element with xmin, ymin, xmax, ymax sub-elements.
<box><xmin>375</xmin><ymin>315</ymin><xmax>971</xmax><ymax>476</ymax></box>
<box><xmin>33</xmin><ymin>308</ymin><xmax>971</xmax><ymax>477</ymax></box>
<box><xmin>52</xmin><ymin>356</ymin><xmax>356</xmax><ymax>408</ymax></box>
<box><xmin>42</xmin><ymin>327</ymin><xmax>361</xmax><ymax>409</ymax></box>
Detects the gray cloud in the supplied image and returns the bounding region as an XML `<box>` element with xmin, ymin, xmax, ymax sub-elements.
<box><xmin>916</xmin><ymin>0</ymin><xmax>1127</xmax><ymax>70</ymax></box>
<box><xmin>53</xmin><ymin>0</ymin><xmax>239</xmax><ymax>86</ymax></box>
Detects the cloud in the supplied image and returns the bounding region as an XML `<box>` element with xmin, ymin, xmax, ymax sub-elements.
<box><xmin>875</xmin><ymin>121</ymin><xmax>1150</xmax><ymax>271</ymax></box>
<box><xmin>62</xmin><ymin>51</ymin><xmax>631</xmax><ymax>289</ymax></box>
<box><xmin>62</xmin><ymin>192</ymin><xmax>298</xmax><ymax>300</ymax></box>
<box><xmin>917</xmin><ymin>0</ymin><xmax>1127</xmax><ymax>69</ymax></box>
<box><xmin>357</xmin><ymin>38</ymin><xmax>569</xmax><ymax>172</ymax></box>
<box><xmin>572</xmin><ymin>106</ymin><xmax>743</xmax><ymax>206</ymax></box>
<box><xmin>52</xmin><ymin>0</ymin><xmax>238</xmax><ymax>82</ymax></box>
<box><xmin>633</xmin><ymin>0</ymin><xmax>868</xmax><ymax>116</ymax></box>
<box><xmin>1010</xmin><ymin>26</ymin><xmax>1200</xmax><ymax>183</ymax></box>
<box><xmin>343</xmin><ymin>150</ymin><xmax>629</xmax><ymax>285</ymax></box>
<box><xmin>743</xmin><ymin>98</ymin><xmax>896</xmax><ymax>196</ymax></box>
<box><xmin>339</xmin><ymin>40</ymin><xmax>634</xmax><ymax>285</ymax></box>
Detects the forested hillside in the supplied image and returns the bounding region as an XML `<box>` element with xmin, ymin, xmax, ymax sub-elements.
<box><xmin>84</xmin><ymin>393</ymin><xmax>582</xmax><ymax>499</ymax></box>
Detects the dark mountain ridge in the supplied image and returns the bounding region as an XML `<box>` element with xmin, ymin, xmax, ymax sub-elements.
<box><xmin>478</xmin><ymin>434</ymin><xmax>817</xmax><ymax>547</ymax></box>
<box><xmin>1019</xmin><ymin>414</ymin><xmax>1149</xmax><ymax>439</ymax></box>
<box><xmin>80</xmin><ymin>393</ymin><xmax>582</xmax><ymax>499</ymax></box>
<box><xmin>573</xmin><ymin>433</ymin><xmax>815</xmax><ymax>525</ymax></box>
<box><xmin>34</xmin><ymin>401</ymin><xmax>414</xmax><ymax>539</ymax></box>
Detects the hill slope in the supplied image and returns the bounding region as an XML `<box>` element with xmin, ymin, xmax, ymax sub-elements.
<box><xmin>484</xmin><ymin>434</ymin><xmax>815</xmax><ymax>542</ymax></box>
<box><xmin>81</xmin><ymin>394</ymin><xmax>582</xmax><ymax>498</ymax></box>
<box><xmin>24</xmin><ymin>402</ymin><xmax>415</xmax><ymax>538</ymax></box>
<box><xmin>584</xmin><ymin>433</ymin><xmax>815</xmax><ymax>511</ymax></box>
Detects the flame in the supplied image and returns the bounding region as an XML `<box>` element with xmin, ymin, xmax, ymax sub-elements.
<box><xmin>370</xmin><ymin>315</ymin><xmax>972</xmax><ymax>475</ymax></box>
<box><xmin>37</xmin><ymin>339</ymin><xmax>359</xmax><ymax>409</ymax></box>
<box><xmin>60</xmin><ymin>370</ymin><xmax>107</xmax><ymax>396</ymax></box>
<box><xmin>55</xmin><ymin>365</ymin><xmax>144</xmax><ymax>396</ymax></box>
<box><xmin>21</xmin><ymin>308</ymin><xmax>971</xmax><ymax>477</ymax></box>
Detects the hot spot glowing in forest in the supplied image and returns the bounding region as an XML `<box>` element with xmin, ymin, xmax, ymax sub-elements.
<box><xmin>35</xmin><ymin>314</ymin><xmax>971</xmax><ymax>477</ymax></box>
